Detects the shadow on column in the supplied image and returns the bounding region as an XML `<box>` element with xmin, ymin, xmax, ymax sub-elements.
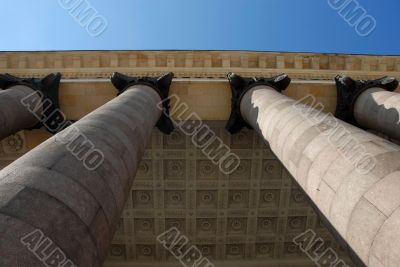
<box><xmin>0</xmin><ymin>73</ymin><xmax>174</xmax><ymax>267</ymax></box>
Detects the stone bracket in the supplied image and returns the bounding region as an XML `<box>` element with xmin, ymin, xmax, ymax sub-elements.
<box><xmin>0</xmin><ymin>73</ymin><xmax>68</xmax><ymax>134</ymax></box>
<box><xmin>111</xmin><ymin>72</ymin><xmax>175</xmax><ymax>135</ymax></box>
<box><xmin>226</xmin><ymin>72</ymin><xmax>291</xmax><ymax>134</ymax></box>
<box><xmin>334</xmin><ymin>75</ymin><xmax>399</xmax><ymax>127</ymax></box>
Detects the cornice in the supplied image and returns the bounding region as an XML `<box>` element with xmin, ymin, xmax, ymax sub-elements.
<box><xmin>102</xmin><ymin>259</ymin><xmax>317</xmax><ymax>267</ymax></box>
<box><xmin>0</xmin><ymin>51</ymin><xmax>399</xmax><ymax>81</ymax></box>
<box><xmin>0</xmin><ymin>67</ymin><xmax>398</xmax><ymax>81</ymax></box>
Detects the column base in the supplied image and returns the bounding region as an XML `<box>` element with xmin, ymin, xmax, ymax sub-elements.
<box><xmin>226</xmin><ymin>73</ymin><xmax>291</xmax><ymax>134</ymax></box>
<box><xmin>0</xmin><ymin>73</ymin><xmax>67</xmax><ymax>134</ymax></box>
<box><xmin>334</xmin><ymin>75</ymin><xmax>398</xmax><ymax>127</ymax></box>
<box><xmin>111</xmin><ymin>72</ymin><xmax>175</xmax><ymax>134</ymax></box>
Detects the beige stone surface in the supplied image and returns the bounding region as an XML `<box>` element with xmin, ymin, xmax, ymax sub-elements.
<box><xmin>240</xmin><ymin>85</ymin><xmax>400</xmax><ymax>266</ymax></box>
<box><xmin>1</xmin><ymin>50</ymin><xmax>399</xmax><ymax>124</ymax></box>
<box><xmin>1</xmin><ymin>51</ymin><xmax>400</xmax><ymax>81</ymax></box>
<box><xmin>56</xmin><ymin>81</ymin><xmax>339</xmax><ymax>122</ymax></box>
<box><xmin>3</xmin><ymin>50</ymin><xmax>400</xmax><ymax>266</ymax></box>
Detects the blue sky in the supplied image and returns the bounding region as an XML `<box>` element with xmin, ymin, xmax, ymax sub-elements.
<box><xmin>1</xmin><ymin>0</ymin><xmax>399</xmax><ymax>54</ymax></box>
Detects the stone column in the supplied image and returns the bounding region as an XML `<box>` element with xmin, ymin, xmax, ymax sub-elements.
<box><xmin>0</xmin><ymin>73</ymin><xmax>174</xmax><ymax>267</ymax></box>
<box><xmin>335</xmin><ymin>75</ymin><xmax>400</xmax><ymax>141</ymax></box>
<box><xmin>227</xmin><ymin>73</ymin><xmax>400</xmax><ymax>267</ymax></box>
<box><xmin>0</xmin><ymin>73</ymin><xmax>64</xmax><ymax>140</ymax></box>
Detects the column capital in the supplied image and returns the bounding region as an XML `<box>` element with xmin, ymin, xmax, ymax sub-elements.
<box><xmin>334</xmin><ymin>75</ymin><xmax>399</xmax><ymax>126</ymax></box>
<box><xmin>226</xmin><ymin>72</ymin><xmax>291</xmax><ymax>134</ymax></box>
<box><xmin>0</xmin><ymin>73</ymin><xmax>66</xmax><ymax>134</ymax></box>
<box><xmin>111</xmin><ymin>72</ymin><xmax>175</xmax><ymax>134</ymax></box>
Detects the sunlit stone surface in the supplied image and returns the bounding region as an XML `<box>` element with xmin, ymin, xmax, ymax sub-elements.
<box><xmin>240</xmin><ymin>85</ymin><xmax>400</xmax><ymax>266</ymax></box>
<box><xmin>0</xmin><ymin>51</ymin><xmax>399</xmax><ymax>267</ymax></box>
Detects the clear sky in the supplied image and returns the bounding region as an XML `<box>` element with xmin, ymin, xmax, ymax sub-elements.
<box><xmin>1</xmin><ymin>0</ymin><xmax>399</xmax><ymax>55</ymax></box>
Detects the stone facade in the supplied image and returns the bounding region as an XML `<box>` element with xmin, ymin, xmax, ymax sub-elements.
<box><xmin>1</xmin><ymin>51</ymin><xmax>400</xmax><ymax>266</ymax></box>
<box><xmin>1</xmin><ymin>51</ymin><xmax>400</xmax><ymax>80</ymax></box>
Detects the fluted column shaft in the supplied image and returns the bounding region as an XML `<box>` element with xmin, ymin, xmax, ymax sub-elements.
<box><xmin>0</xmin><ymin>85</ymin><xmax>43</xmax><ymax>140</ymax></box>
<box><xmin>240</xmin><ymin>85</ymin><xmax>400</xmax><ymax>267</ymax></box>
<box><xmin>354</xmin><ymin>88</ymin><xmax>400</xmax><ymax>141</ymax></box>
<box><xmin>0</xmin><ymin>85</ymin><xmax>161</xmax><ymax>266</ymax></box>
